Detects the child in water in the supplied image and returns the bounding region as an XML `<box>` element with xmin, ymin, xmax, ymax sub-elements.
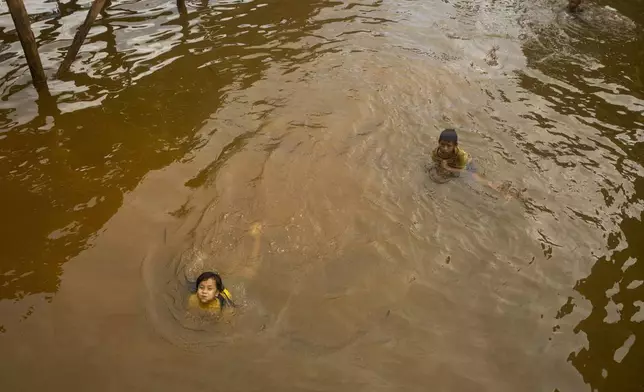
<box><xmin>432</xmin><ymin>128</ymin><xmax>473</xmax><ymax>175</ymax></box>
<box><xmin>431</xmin><ymin>128</ymin><xmax>507</xmax><ymax>194</ymax></box>
<box><xmin>189</xmin><ymin>271</ymin><xmax>234</xmax><ymax>312</ymax></box>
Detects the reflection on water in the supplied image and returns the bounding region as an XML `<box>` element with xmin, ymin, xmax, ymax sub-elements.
<box><xmin>518</xmin><ymin>0</ymin><xmax>643</xmax><ymax>391</ymax></box>
<box><xmin>566</xmin><ymin>210</ymin><xmax>644</xmax><ymax>392</ymax></box>
<box><xmin>1</xmin><ymin>0</ymin><xmax>643</xmax><ymax>390</ymax></box>
<box><xmin>0</xmin><ymin>0</ymin><xmax>340</xmax><ymax>301</ymax></box>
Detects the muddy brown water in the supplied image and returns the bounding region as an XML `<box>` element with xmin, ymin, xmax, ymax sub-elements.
<box><xmin>1</xmin><ymin>0</ymin><xmax>643</xmax><ymax>391</ymax></box>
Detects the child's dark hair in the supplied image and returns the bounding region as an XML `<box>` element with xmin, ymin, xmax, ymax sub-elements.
<box><xmin>439</xmin><ymin>128</ymin><xmax>458</xmax><ymax>143</ymax></box>
<box><xmin>196</xmin><ymin>271</ymin><xmax>225</xmax><ymax>292</ymax></box>
<box><xmin>195</xmin><ymin>271</ymin><xmax>235</xmax><ymax>307</ymax></box>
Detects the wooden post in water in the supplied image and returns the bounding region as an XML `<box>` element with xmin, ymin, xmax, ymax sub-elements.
<box><xmin>101</xmin><ymin>0</ymin><xmax>112</xmax><ymax>16</ymax></box>
<box><xmin>36</xmin><ymin>85</ymin><xmax>60</xmax><ymax>118</ymax></box>
<box><xmin>177</xmin><ymin>0</ymin><xmax>188</xmax><ymax>16</ymax></box>
<box><xmin>56</xmin><ymin>0</ymin><xmax>108</xmax><ymax>76</ymax></box>
<box><xmin>568</xmin><ymin>0</ymin><xmax>582</xmax><ymax>12</ymax></box>
<box><xmin>5</xmin><ymin>0</ymin><xmax>48</xmax><ymax>90</ymax></box>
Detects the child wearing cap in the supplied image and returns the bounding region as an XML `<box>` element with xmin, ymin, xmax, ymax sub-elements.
<box><xmin>431</xmin><ymin>128</ymin><xmax>509</xmax><ymax>196</ymax></box>
<box><xmin>431</xmin><ymin>128</ymin><xmax>476</xmax><ymax>176</ymax></box>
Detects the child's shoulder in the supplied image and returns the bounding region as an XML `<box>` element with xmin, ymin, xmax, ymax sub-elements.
<box><xmin>188</xmin><ymin>294</ymin><xmax>222</xmax><ymax>311</ymax></box>
<box><xmin>456</xmin><ymin>147</ymin><xmax>471</xmax><ymax>162</ymax></box>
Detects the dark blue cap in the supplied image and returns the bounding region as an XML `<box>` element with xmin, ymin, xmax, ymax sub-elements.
<box><xmin>439</xmin><ymin>128</ymin><xmax>458</xmax><ymax>143</ymax></box>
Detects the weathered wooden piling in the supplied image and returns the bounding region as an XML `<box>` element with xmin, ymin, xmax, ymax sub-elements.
<box><xmin>36</xmin><ymin>85</ymin><xmax>60</xmax><ymax>118</ymax></box>
<box><xmin>7</xmin><ymin>0</ymin><xmax>188</xmax><ymax>84</ymax></box>
<box><xmin>177</xmin><ymin>0</ymin><xmax>188</xmax><ymax>16</ymax></box>
<box><xmin>56</xmin><ymin>0</ymin><xmax>108</xmax><ymax>76</ymax></box>
<box><xmin>568</xmin><ymin>0</ymin><xmax>582</xmax><ymax>13</ymax></box>
<box><xmin>5</xmin><ymin>0</ymin><xmax>48</xmax><ymax>90</ymax></box>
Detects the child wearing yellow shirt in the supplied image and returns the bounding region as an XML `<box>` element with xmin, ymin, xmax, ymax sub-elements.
<box><xmin>189</xmin><ymin>272</ymin><xmax>234</xmax><ymax>312</ymax></box>
<box><xmin>431</xmin><ymin>128</ymin><xmax>507</xmax><ymax>195</ymax></box>
<box><xmin>431</xmin><ymin>128</ymin><xmax>474</xmax><ymax>174</ymax></box>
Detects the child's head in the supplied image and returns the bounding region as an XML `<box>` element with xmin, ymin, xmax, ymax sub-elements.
<box><xmin>195</xmin><ymin>272</ymin><xmax>224</xmax><ymax>304</ymax></box>
<box><xmin>438</xmin><ymin>128</ymin><xmax>458</xmax><ymax>155</ymax></box>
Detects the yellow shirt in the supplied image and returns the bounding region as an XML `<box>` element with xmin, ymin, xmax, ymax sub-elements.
<box><xmin>432</xmin><ymin>146</ymin><xmax>470</xmax><ymax>170</ymax></box>
<box><xmin>188</xmin><ymin>289</ymin><xmax>233</xmax><ymax>312</ymax></box>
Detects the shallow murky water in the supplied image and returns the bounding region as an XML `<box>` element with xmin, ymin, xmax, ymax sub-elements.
<box><xmin>1</xmin><ymin>0</ymin><xmax>642</xmax><ymax>391</ymax></box>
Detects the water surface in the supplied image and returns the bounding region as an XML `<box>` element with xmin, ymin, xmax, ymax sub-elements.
<box><xmin>0</xmin><ymin>0</ymin><xmax>642</xmax><ymax>390</ymax></box>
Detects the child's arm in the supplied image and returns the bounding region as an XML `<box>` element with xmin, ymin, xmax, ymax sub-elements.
<box><xmin>440</xmin><ymin>159</ymin><xmax>506</xmax><ymax>195</ymax></box>
<box><xmin>439</xmin><ymin>157</ymin><xmax>468</xmax><ymax>174</ymax></box>
<box><xmin>472</xmin><ymin>172</ymin><xmax>513</xmax><ymax>199</ymax></box>
<box><xmin>439</xmin><ymin>159</ymin><xmax>459</xmax><ymax>172</ymax></box>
